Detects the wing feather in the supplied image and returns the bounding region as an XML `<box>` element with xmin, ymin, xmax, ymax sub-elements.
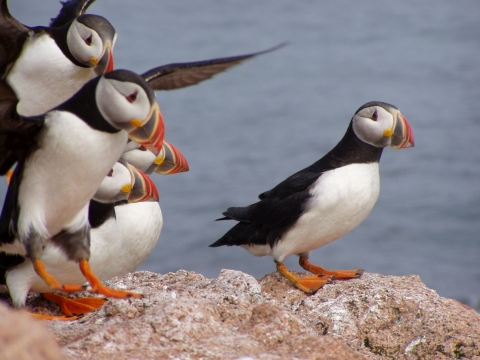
<box><xmin>50</xmin><ymin>0</ymin><xmax>97</xmax><ymax>27</ymax></box>
<box><xmin>0</xmin><ymin>80</ymin><xmax>44</xmax><ymax>174</ymax></box>
<box><xmin>0</xmin><ymin>0</ymin><xmax>30</xmax><ymax>76</ymax></box>
<box><xmin>142</xmin><ymin>42</ymin><xmax>288</xmax><ymax>91</ymax></box>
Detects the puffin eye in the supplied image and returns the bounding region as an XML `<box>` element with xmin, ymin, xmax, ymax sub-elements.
<box><xmin>371</xmin><ymin>109</ymin><xmax>378</xmax><ymax>121</ymax></box>
<box><xmin>126</xmin><ymin>91</ymin><xmax>138</xmax><ymax>103</ymax></box>
<box><xmin>84</xmin><ymin>35</ymin><xmax>92</xmax><ymax>46</ymax></box>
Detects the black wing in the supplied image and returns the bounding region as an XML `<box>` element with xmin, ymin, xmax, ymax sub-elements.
<box><xmin>0</xmin><ymin>252</ymin><xmax>25</xmax><ymax>284</ymax></box>
<box><xmin>0</xmin><ymin>160</ymin><xmax>24</xmax><ymax>245</ymax></box>
<box><xmin>0</xmin><ymin>0</ymin><xmax>30</xmax><ymax>76</ymax></box>
<box><xmin>142</xmin><ymin>42</ymin><xmax>288</xmax><ymax>91</ymax></box>
<box><xmin>50</xmin><ymin>0</ymin><xmax>96</xmax><ymax>27</ymax></box>
<box><xmin>258</xmin><ymin>171</ymin><xmax>321</xmax><ymax>200</ymax></box>
<box><xmin>211</xmin><ymin>190</ymin><xmax>311</xmax><ymax>247</ymax></box>
<box><xmin>0</xmin><ymin>80</ymin><xmax>44</xmax><ymax>175</ymax></box>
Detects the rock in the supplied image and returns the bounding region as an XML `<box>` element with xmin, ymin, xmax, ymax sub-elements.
<box><xmin>259</xmin><ymin>271</ymin><xmax>480</xmax><ymax>359</ymax></box>
<box><xmin>38</xmin><ymin>270</ymin><xmax>364</xmax><ymax>360</ymax></box>
<box><xmin>0</xmin><ymin>301</ymin><xmax>64</xmax><ymax>360</ymax></box>
<box><xmin>2</xmin><ymin>270</ymin><xmax>479</xmax><ymax>359</ymax></box>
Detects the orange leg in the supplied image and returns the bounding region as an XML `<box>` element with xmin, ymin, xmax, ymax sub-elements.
<box><xmin>276</xmin><ymin>262</ymin><xmax>333</xmax><ymax>294</ymax></box>
<box><xmin>33</xmin><ymin>260</ymin><xmax>85</xmax><ymax>293</ymax></box>
<box><xmin>79</xmin><ymin>259</ymin><xmax>143</xmax><ymax>299</ymax></box>
<box><xmin>42</xmin><ymin>293</ymin><xmax>107</xmax><ymax>317</ymax></box>
<box><xmin>299</xmin><ymin>256</ymin><xmax>364</xmax><ymax>279</ymax></box>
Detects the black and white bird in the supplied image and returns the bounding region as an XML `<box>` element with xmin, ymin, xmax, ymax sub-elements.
<box><xmin>1</xmin><ymin>160</ymin><xmax>159</xmax><ymax>317</ymax></box>
<box><xmin>2</xmin><ymin>0</ymin><xmax>286</xmax><ymax>119</ymax></box>
<box><xmin>210</xmin><ymin>101</ymin><xmax>414</xmax><ymax>294</ymax></box>
<box><xmin>0</xmin><ymin>69</ymin><xmax>164</xmax><ymax>305</ymax></box>
<box><xmin>0</xmin><ymin>0</ymin><xmax>116</xmax><ymax>116</ymax></box>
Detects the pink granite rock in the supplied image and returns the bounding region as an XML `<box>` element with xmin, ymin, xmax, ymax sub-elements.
<box><xmin>0</xmin><ymin>301</ymin><xmax>64</xmax><ymax>360</ymax></box>
<box><xmin>2</xmin><ymin>269</ymin><xmax>478</xmax><ymax>359</ymax></box>
<box><xmin>259</xmin><ymin>271</ymin><xmax>480</xmax><ymax>359</ymax></box>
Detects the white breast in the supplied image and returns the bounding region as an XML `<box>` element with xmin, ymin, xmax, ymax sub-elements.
<box><xmin>6</xmin><ymin>202</ymin><xmax>162</xmax><ymax>307</ymax></box>
<box><xmin>272</xmin><ymin>163</ymin><xmax>380</xmax><ymax>262</ymax></box>
<box><xmin>113</xmin><ymin>202</ymin><xmax>163</xmax><ymax>273</ymax></box>
<box><xmin>7</xmin><ymin>34</ymin><xmax>95</xmax><ymax>117</ymax></box>
<box><xmin>7</xmin><ymin>215</ymin><xmax>120</xmax><ymax>296</ymax></box>
<box><xmin>17</xmin><ymin>111</ymin><xmax>127</xmax><ymax>241</ymax></box>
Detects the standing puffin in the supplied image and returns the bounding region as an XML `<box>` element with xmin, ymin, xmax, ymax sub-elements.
<box><xmin>0</xmin><ymin>69</ymin><xmax>164</xmax><ymax>302</ymax></box>
<box><xmin>210</xmin><ymin>101</ymin><xmax>414</xmax><ymax>294</ymax></box>
<box><xmin>0</xmin><ymin>0</ymin><xmax>116</xmax><ymax>116</ymax></box>
<box><xmin>1</xmin><ymin>160</ymin><xmax>159</xmax><ymax>317</ymax></box>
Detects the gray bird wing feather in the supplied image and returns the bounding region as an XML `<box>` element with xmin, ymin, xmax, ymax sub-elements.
<box><xmin>142</xmin><ymin>42</ymin><xmax>288</xmax><ymax>91</ymax></box>
<box><xmin>50</xmin><ymin>0</ymin><xmax>97</xmax><ymax>27</ymax></box>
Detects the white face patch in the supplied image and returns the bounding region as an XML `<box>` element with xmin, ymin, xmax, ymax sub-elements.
<box><xmin>67</xmin><ymin>20</ymin><xmax>103</xmax><ymax>65</ymax></box>
<box><xmin>96</xmin><ymin>77</ymin><xmax>151</xmax><ymax>130</ymax></box>
<box><xmin>352</xmin><ymin>106</ymin><xmax>394</xmax><ymax>148</ymax></box>
<box><xmin>93</xmin><ymin>162</ymin><xmax>133</xmax><ymax>202</ymax></box>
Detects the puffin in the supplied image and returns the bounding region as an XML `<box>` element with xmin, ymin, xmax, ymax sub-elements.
<box><xmin>0</xmin><ymin>69</ymin><xmax>164</xmax><ymax>303</ymax></box>
<box><xmin>1</xmin><ymin>160</ymin><xmax>159</xmax><ymax>318</ymax></box>
<box><xmin>2</xmin><ymin>0</ymin><xmax>282</xmax><ymax>118</ymax></box>
<box><xmin>122</xmin><ymin>139</ymin><xmax>189</xmax><ymax>175</ymax></box>
<box><xmin>210</xmin><ymin>101</ymin><xmax>414</xmax><ymax>294</ymax></box>
<box><xmin>0</xmin><ymin>0</ymin><xmax>116</xmax><ymax>116</ymax></box>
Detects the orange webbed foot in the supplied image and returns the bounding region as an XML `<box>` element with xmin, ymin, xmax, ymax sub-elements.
<box><xmin>21</xmin><ymin>309</ymin><xmax>80</xmax><ymax>321</ymax></box>
<box><xmin>276</xmin><ymin>262</ymin><xmax>333</xmax><ymax>294</ymax></box>
<box><xmin>294</xmin><ymin>274</ymin><xmax>334</xmax><ymax>294</ymax></box>
<box><xmin>299</xmin><ymin>256</ymin><xmax>363</xmax><ymax>280</ymax></box>
<box><xmin>79</xmin><ymin>259</ymin><xmax>143</xmax><ymax>299</ymax></box>
<box><xmin>42</xmin><ymin>293</ymin><xmax>107</xmax><ymax>317</ymax></box>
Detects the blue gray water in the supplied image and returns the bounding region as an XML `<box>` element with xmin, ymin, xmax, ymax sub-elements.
<box><xmin>7</xmin><ymin>1</ymin><xmax>480</xmax><ymax>309</ymax></box>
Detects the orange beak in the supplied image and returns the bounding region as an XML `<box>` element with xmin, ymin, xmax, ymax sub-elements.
<box><xmin>154</xmin><ymin>140</ymin><xmax>189</xmax><ymax>175</ymax></box>
<box><xmin>128</xmin><ymin>102</ymin><xmax>165</xmax><ymax>156</ymax></box>
<box><xmin>128</xmin><ymin>165</ymin><xmax>159</xmax><ymax>203</ymax></box>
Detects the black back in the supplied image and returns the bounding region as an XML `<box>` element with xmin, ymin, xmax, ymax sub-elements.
<box><xmin>210</xmin><ymin>120</ymin><xmax>383</xmax><ymax>249</ymax></box>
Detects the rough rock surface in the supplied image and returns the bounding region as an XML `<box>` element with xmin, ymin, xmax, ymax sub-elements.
<box><xmin>259</xmin><ymin>271</ymin><xmax>480</xmax><ymax>359</ymax></box>
<box><xmin>1</xmin><ymin>270</ymin><xmax>479</xmax><ymax>359</ymax></box>
<box><xmin>0</xmin><ymin>301</ymin><xmax>64</xmax><ymax>360</ymax></box>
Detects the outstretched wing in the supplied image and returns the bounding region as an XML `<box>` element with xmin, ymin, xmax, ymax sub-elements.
<box><xmin>142</xmin><ymin>42</ymin><xmax>287</xmax><ymax>91</ymax></box>
<box><xmin>0</xmin><ymin>80</ymin><xmax>44</xmax><ymax>174</ymax></box>
<box><xmin>50</xmin><ymin>0</ymin><xmax>97</xmax><ymax>27</ymax></box>
<box><xmin>0</xmin><ymin>0</ymin><xmax>30</xmax><ymax>76</ymax></box>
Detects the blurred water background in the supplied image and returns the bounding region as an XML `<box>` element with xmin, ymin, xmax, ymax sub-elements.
<box><xmin>7</xmin><ymin>1</ymin><xmax>480</xmax><ymax>309</ymax></box>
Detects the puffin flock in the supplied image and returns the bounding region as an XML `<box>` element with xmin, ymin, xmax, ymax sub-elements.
<box><xmin>0</xmin><ymin>0</ymin><xmax>414</xmax><ymax>320</ymax></box>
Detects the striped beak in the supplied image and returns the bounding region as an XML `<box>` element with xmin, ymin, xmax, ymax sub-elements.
<box><xmin>94</xmin><ymin>42</ymin><xmax>114</xmax><ymax>75</ymax></box>
<box><xmin>389</xmin><ymin>111</ymin><xmax>415</xmax><ymax>149</ymax></box>
<box><xmin>127</xmin><ymin>165</ymin><xmax>159</xmax><ymax>203</ymax></box>
<box><xmin>128</xmin><ymin>102</ymin><xmax>165</xmax><ymax>156</ymax></box>
<box><xmin>154</xmin><ymin>140</ymin><xmax>189</xmax><ymax>175</ymax></box>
